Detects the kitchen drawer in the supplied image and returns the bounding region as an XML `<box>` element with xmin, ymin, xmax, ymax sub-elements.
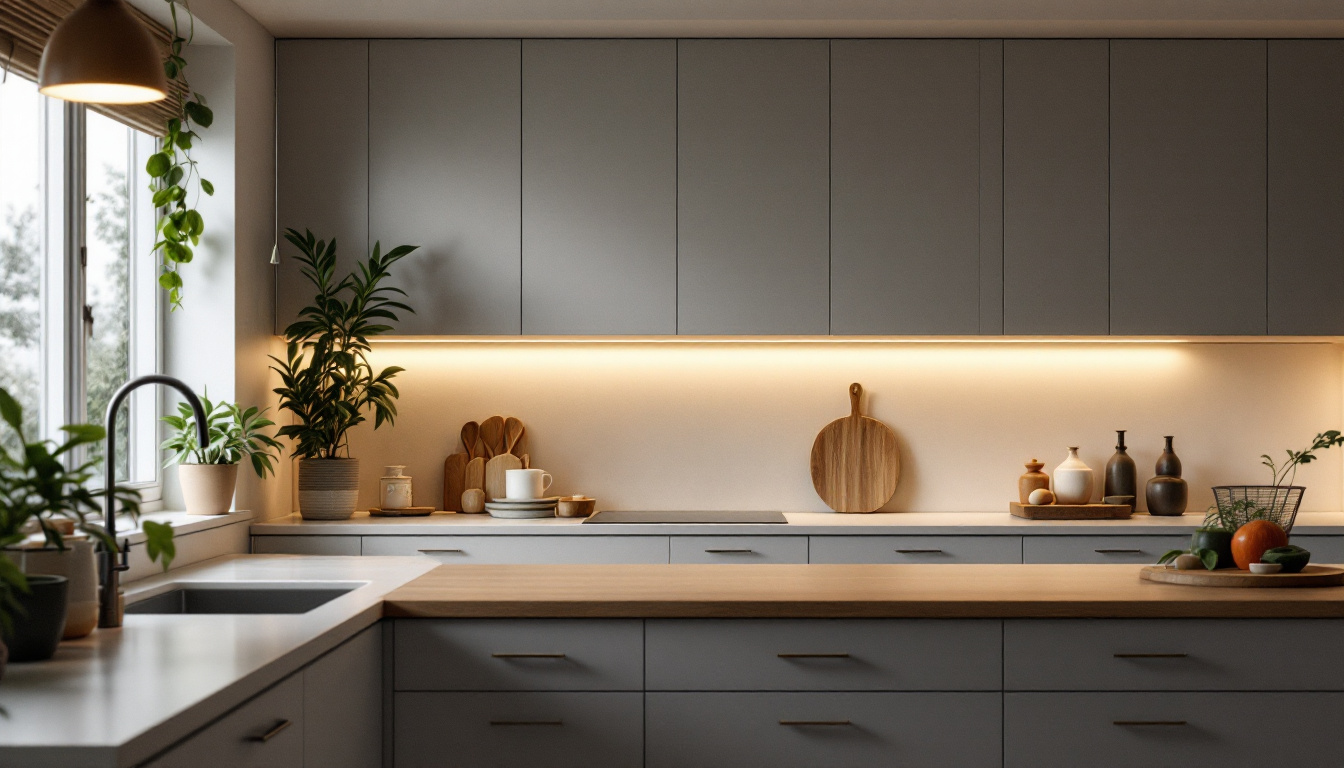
<box><xmin>1005</xmin><ymin>692</ymin><xmax>1344</xmax><ymax>768</ymax></box>
<box><xmin>646</xmin><ymin>619</ymin><xmax>1001</xmax><ymax>691</ymax></box>
<box><xmin>646</xmin><ymin>692</ymin><xmax>1001</xmax><ymax>768</ymax></box>
<box><xmin>809</xmin><ymin>535</ymin><xmax>1021</xmax><ymax>564</ymax></box>
<box><xmin>1005</xmin><ymin>619</ymin><xmax>1344</xmax><ymax>691</ymax></box>
<box><xmin>1290</xmin><ymin>535</ymin><xmax>1344</xmax><ymax>564</ymax></box>
<box><xmin>362</xmin><ymin>535</ymin><xmax>669</xmax><ymax>563</ymax></box>
<box><xmin>251</xmin><ymin>535</ymin><xmax>361</xmax><ymax>556</ymax></box>
<box><xmin>394</xmin><ymin>619</ymin><xmax>643</xmax><ymax>691</ymax></box>
<box><xmin>394</xmin><ymin>692</ymin><xmax>642</xmax><ymax>768</ymax></box>
<box><xmin>146</xmin><ymin>673</ymin><xmax>304</xmax><ymax>768</ymax></box>
<box><xmin>669</xmin><ymin>536</ymin><xmax>808</xmax><ymax>564</ymax></box>
<box><xmin>1021</xmin><ymin>534</ymin><xmax>1188</xmax><ymax>564</ymax></box>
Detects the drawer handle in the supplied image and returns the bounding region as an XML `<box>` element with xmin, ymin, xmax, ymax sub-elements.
<box><xmin>704</xmin><ymin>548</ymin><xmax>755</xmax><ymax>554</ymax></box>
<box><xmin>778</xmin><ymin>653</ymin><xmax>851</xmax><ymax>659</ymax></box>
<box><xmin>418</xmin><ymin>548</ymin><xmax>465</xmax><ymax>554</ymax></box>
<box><xmin>1114</xmin><ymin>653</ymin><xmax>1189</xmax><ymax>659</ymax></box>
<box><xmin>1114</xmin><ymin>720</ymin><xmax>1188</xmax><ymax>727</ymax></box>
<box><xmin>780</xmin><ymin>720</ymin><xmax>852</xmax><ymax>727</ymax></box>
<box><xmin>490</xmin><ymin>720</ymin><xmax>564</xmax><ymax>726</ymax></box>
<box><xmin>1094</xmin><ymin>548</ymin><xmax>1143</xmax><ymax>554</ymax></box>
<box><xmin>492</xmin><ymin>652</ymin><xmax>567</xmax><ymax>659</ymax></box>
<box><xmin>247</xmin><ymin>719</ymin><xmax>293</xmax><ymax>743</ymax></box>
<box><xmin>895</xmin><ymin>549</ymin><xmax>944</xmax><ymax>554</ymax></box>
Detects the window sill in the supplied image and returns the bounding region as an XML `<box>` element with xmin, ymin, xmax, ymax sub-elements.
<box><xmin>15</xmin><ymin>510</ymin><xmax>254</xmax><ymax>548</ymax></box>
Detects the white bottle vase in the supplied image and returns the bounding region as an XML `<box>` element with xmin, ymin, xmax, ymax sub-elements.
<box><xmin>1051</xmin><ymin>447</ymin><xmax>1095</xmax><ymax>505</ymax></box>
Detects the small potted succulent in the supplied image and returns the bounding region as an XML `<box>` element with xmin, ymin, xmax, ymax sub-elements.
<box><xmin>270</xmin><ymin>228</ymin><xmax>417</xmax><ymax>520</ymax></box>
<box><xmin>161</xmin><ymin>392</ymin><xmax>282</xmax><ymax>515</ymax></box>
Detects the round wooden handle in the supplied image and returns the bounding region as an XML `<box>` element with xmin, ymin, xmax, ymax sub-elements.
<box><xmin>849</xmin><ymin>383</ymin><xmax>862</xmax><ymax>417</ymax></box>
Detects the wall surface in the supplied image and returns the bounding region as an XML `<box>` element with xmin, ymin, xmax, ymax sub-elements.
<box><xmin>321</xmin><ymin>342</ymin><xmax>1344</xmax><ymax>515</ymax></box>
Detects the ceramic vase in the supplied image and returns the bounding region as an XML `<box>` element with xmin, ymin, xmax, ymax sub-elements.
<box><xmin>178</xmin><ymin>463</ymin><xmax>239</xmax><ymax>515</ymax></box>
<box><xmin>1104</xmin><ymin>430</ymin><xmax>1138</xmax><ymax>501</ymax></box>
<box><xmin>1</xmin><ymin>575</ymin><xmax>69</xmax><ymax>662</ymax></box>
<box><xmin>1018</xmin><ymin>459</ymin><xmax>1050</xmax><ymax>504</ymax></box>
<box><xmin>298</xmin><ymin>458</ymin><xmax>360</xmax><ymax>520</ymax></box>
<box><xmin>1146</xmin><ymin>436</ymin><xmax>1188</xmax><ymax>516</ymax></box>
<box><xmin>14</xmin><ymin>540</ymin><xmax>99</xmax><ymax>639</ymax></box>
<box><xmin>1051</xmin><ymin>448</ymin><xmax>1095</xmax><ymax>505</ymax></box>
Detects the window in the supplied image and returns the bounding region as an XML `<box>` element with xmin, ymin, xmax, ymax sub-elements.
<box><xmin>0</xmin><ymin>74</ymin><xmax>161</xmax><ymax>497</ymax></box>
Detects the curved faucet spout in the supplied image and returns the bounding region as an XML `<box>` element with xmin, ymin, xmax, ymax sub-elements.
<box><xmin>99</xmin><ymin>375</ymin><xmax>209</xmax><ymax>629</ymax></box>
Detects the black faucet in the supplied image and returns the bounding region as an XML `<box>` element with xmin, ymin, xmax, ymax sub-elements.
<box><xmin>98</xmin><ymin>375</ymin><xmax>208</xmax><ymax>629</ymax></box>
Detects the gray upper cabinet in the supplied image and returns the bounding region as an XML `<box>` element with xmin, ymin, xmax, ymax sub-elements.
<box><xmin>676</xmin><ymin>40</ymin><xmax>830</xmax><ymax>335</ymax></box>
<box><xmin>369</xmin><ymin>40</ymin><xmax>522</xmax><ymax>335</ymax></box>
<box><xmin>522</xmin><ymin>40</ymin><xmax>676</xmax><ymax>335</ymax></box>
<box><xmin>1268</xmin><ymin>40</ymin><xmax>1344</xmax><ymax>335</ymax></box>
<box><xmin>276</xmin><ymin>40</ymin><xmax>369</xmax><ymax>332</ymax></box>
<box><xmin>1109</xmin><ymin>40</ymin><xmax>1268</xmax><ymax>335</ymax></box>
<box><xmin>831</xmin><ymin>40</ymin><xmax>983</xmax><ymax>335</ymax></box>
<box><xmin>1003</xmin><ymin>40</ymin><xmax>1110</xmax><ymax>335</ymax></box>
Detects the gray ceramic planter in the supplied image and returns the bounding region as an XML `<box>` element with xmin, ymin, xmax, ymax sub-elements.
<box><xmin>298</xmin><ymin>458</ymin><xmax>360</xmax><ymax>520</ymax></box>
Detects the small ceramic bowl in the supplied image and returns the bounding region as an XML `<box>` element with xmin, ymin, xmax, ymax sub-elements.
<box><xmin>556</xmin><ymin>497</ymin><xmax>596</xmax><ymax>518</ymax></box>
<box><xmin>1249</xmin><ymin>562</ymin><xmax>1283</xmax><ymax>575</ymax></box>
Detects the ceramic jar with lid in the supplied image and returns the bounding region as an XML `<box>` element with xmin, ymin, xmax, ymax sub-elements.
<box><xmin>1051</xmin><ymin>447</ymin><xmax>1095</xmax><ymax>505</ymax></box>
<box><xmin>380</xmin><ymin>465</ymin><xmax>413</xmax><ymax>510</ymax></box>
<box><xmin>1018</xmin><ymin>459</ymin><xmax>1050</xmax><ymax>504</ymax></box>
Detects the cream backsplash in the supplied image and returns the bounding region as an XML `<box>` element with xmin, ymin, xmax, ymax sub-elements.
<box><xmin>304</xmin><ymin>342</ymin><xmax>1344</xmax><ymax>515</ymax></box>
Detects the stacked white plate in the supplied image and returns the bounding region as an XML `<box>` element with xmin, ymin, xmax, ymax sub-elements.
<box><xmin>484</xmin><ymin>497</ymin><xmax>560</xmax><ymax>519</ymax></box>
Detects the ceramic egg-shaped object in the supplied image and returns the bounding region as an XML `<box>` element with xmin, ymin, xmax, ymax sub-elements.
<box><xmin>1174</xmin><ymin>553</ymin><xmax>1203</xmax><ymax>571</ymax></box>
<box><xmin>1027</xmin><ymin>488</ymin><xmax>1056</xmax><ymax>505</ymax></box>
<box><xmin>1051</xmin><ymin>447</ymin><xmax>1095</xmax><ymax>505</ymax></box>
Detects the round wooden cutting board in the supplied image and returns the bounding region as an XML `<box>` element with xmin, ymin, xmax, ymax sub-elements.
<box><xmin>810</xmin><ymin>383</ymin><xmax>901</xmax><ymax>513</ymax></box>
<box><xmin>1140</xmin><ymin>564</ymin><xmax>1344</xmax><ymax>588</ymax></box>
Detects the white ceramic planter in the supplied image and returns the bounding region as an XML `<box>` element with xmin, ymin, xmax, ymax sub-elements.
<box><xmin>298</xmin><ymin>458</ymin><xmax>360</xmax><ymax>520</ymax></box>
<box><xmin>178</xmin><ymin>463</ymin><xmax>240</xmax><ymax>515</ymax></box>
<box><xmin>11</xmin><ymin>540</ymin><xmax>98</xmax><ymax>640</ymax></box>
<box><xmin>1051</xmin><ymin>447</ymin><xmax>1096</xmax><ymax>505</ymax></box>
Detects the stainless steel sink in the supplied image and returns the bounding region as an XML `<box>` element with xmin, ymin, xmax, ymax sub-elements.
<box><xmin>126</xmin><ymin>583</ymin><xmax>360</xmax><ymax>615</ymax></box>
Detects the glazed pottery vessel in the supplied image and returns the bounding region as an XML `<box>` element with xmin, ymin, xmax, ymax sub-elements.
<box><xmin>13</xmin><ymin>540</ymin><xmax>99</xmax><ymax>639</ymax></box>
<box><xmin>178</xmin><ymin>463</ymin><xmax>239</xmax><ymax>515</ymax></box>
<box><xmin>1</xmin><ymin>574</ymin><xmax>69</xmax><ymax>662</ymax></box>
<box><xmin>1104</xmin><ymin>430</ymin><xmax>1138</xmax><ymax>501</ymax></box>
<box><xmin>298</xmin><ymin>458</ymin><xmax>360</xmax><ymax>520</ymax></box>
<box><xmin>1051</xmin><ymin>448</ymin><xmax>1095</xmax><ymax>505</ymax></box>
<box><xmin>1146</xmin><ymin>436</ymin><xmax>1188</xmax><ymax>516</ymax></box>
<box><xmin>1189</xmin><ymin>528</ymin><xmax>1235</xmax><ymax>569</ymax></box>
<box><xmin>1018</xmin><ymin>459</ymin><xmax>1050</xmax><ymax>504</ymax></box>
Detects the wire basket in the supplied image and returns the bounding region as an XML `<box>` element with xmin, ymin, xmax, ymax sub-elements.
<box><xmin>1210</xmin><ymin>485</ymin><xmax>1305</xmax><ymax>534</ymax></box>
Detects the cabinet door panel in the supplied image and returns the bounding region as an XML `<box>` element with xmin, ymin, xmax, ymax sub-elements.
<box><xmin>1268</xmin><ymin>40</ymin><xmax>1344</xmax><ymax>335</ymax></box>
<box><xmin>1109</xmin><ymin>40</ymin><xmax>1267</xmax><ymax>335</ymax></box>
<box><xmin>276</xmin><ymin>40</ymin><xmax>368</xmax><ymax>331</ymax></box>
<box><xmin>669</xmin><ymin>536</ymin><xmax>808</xmax><ymax>564</ymax></box>
<box><xmin>303</xmin><ymin>625</ymin><xmax>382</xmax><ymax>767</ymax></box>
<box><xmin>1021</xmin><ymin>535</ymin><xmax>1188</xmax><ymax>564</ymax></box>
<box><xmin>522</xmin><ymin>40</ymin><xmax>676</xmax><ymax>334</ymax></box>
<box><xmin>831</xmin><ymin>40</ymin><xmax>982</xmax><ymax>335</ymax></box>
<box><xmin>146</xmin><ymin>674</ymin><xmax>304</xmax><ymax>767</ymax></box>
<box><xmin>809</xmin><ymin>535</ymin><xmax>1022</xmax><ymax>564</ymax></box>
<box><xmin>1004</xmin><ymin>40</ymin><xmax>1110</xmax><ymax>334</ymax></box>
<box><xmin>677</xmin><ymin>39</ymin><xmax>829</xmax><ymax>335</ymax></box>
<box><xmin>369</xmin><ymin>40</ymin><xmax>521</xmax><ymax>334</ymax></box>
<box><xmin>360</xmin><ymin>535</ymin><xmax>669</xmax><ymax>564</ymax></box>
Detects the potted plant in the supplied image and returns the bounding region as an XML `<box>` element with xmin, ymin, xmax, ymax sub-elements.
<box><xmin>161</xmin><ymin>392</ymin><xmax>282</xmax><ymax>515</ymax></box>
<box><xmin>1211</xmin><ymin>430</ymin><xmax>1344</xmax><ymax>535</ymax></box>
<box><xmin>270</xmin><ymin>228</ymin><xmax>418</xmax><ymax>520</ymax></box>
<box><xmin>0</xmin><ymin>388</ymin><xmax>174</xmax><ymax>664</ymax></box>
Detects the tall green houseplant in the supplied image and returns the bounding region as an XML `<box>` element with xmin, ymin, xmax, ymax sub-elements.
<box><xmin>270</xmin><ymin>228</ymin><xmax>417</xmax><ymax>520</ymax></box>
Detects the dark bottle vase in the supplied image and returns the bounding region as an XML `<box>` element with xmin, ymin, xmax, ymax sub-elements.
<box><xmin>1104</xmin><ymin>430</ymin><xmax>1138</xmax><ymax>500</ymax></box>
<box><xmin>1146</xmin><ymin>435</ymin><xmax>1188</xmax><ymax>516</ymax></box>
<box><xmin>1155</xmin><ymin>435</ymin><xmax>1182</xmax><ymax>477</ymax></box>
<box><xmin>1</xmin><ymin>574</ymin><xmax>69</xmax><ymax>662</ymax></box>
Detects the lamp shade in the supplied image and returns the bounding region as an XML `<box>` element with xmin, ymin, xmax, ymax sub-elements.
<box><xmin>38</xmin><ymin>0</ymin><xmax>168</xmax><ymax>104</ymax></box>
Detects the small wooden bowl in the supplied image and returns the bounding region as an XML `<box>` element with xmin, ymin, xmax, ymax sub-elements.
<box><xmin>556</xmin><ymin>497</ymin><xmax>596</xmax><ymax>518</ymax></box>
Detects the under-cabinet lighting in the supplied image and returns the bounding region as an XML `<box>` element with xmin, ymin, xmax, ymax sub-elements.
<box><xmin>363</xmin><ymin>335</ymin><xmax>1344</xmax><ymax>345</ymax></box>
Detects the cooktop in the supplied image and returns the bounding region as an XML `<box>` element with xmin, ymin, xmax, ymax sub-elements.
<box><xmin>582</xmin><ymin>510</ymin><xmax>788</xmax><ymax>525</ymax></box>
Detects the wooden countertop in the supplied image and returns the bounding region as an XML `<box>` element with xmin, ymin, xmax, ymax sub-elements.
<box><xmin>382</xmin><ymin>564</ymin><xmax>1344</xmax><ymax>619</ymax></box>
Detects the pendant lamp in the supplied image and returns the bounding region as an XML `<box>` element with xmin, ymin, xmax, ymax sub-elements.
<box><xmin>38</xmin><ymin>0</ymin><xmax>168</xmax><ymax>104</ymax></box>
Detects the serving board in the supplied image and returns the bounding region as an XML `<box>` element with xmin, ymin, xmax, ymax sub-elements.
<box><xmin>1010</xmin><ymin>502</ymin><xmax>1132</xmax><ymax>520</ymax></box>
<box><xmin>810</xmin><ymin>383</ymin><xmax>901</xmax><ymax>513</ymax></box>
<box><xmin>1141</xmin><ymin>564</ymin><xmax>1344</xmax><ymax>588</ymax></box>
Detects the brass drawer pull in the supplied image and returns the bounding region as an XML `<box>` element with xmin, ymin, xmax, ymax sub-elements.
<box><xmin>1114</xmin><ymin>653</ymin><xmax>1189</xmax><ymax>659</ymax></box>
<box><xmin>418</xmin><ymin>548</ymin><xmax>465</xmax><ymax>554</ymax></box>
<box><xmin>248</xmin><ymin>719</ymin><xmax>293</xmax><ymax>743</ymax></box>
<box><xmin>1114</xmin><ymin>720</ymin><xmax>1188</xmax><ymax>727</ymax></box>
<box><xmin>490</xmin><ymin>720</ymin><xmax>564</xmax><ymax>726</ymax></box>
<box><xmin>704</xmin><ymin>548</ymin><xmax>754</xmax><ymax>554</ymax></box>
<box><xmin>492</xmin><ymin>652</ymin><xmax>567</xmax><ymax>659</ymax></box>
<box><xmin>778</xmin><ymin>653</ymin><xmax>851</xmax><ymax>659</ymax></box>
<box><xmin>780</xmin><ymin>720</ymin><xmax>852</xmax><ymax>726</ymax></box>
<box><xmin>895</xmin><ymin>548</ymin><xmax>944</xmax><ymax>554</ymax></box>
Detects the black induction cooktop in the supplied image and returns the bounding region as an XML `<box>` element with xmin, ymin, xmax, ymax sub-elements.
<box><xmin>582</xmin><ymin>510</ymin><xmax>787</xmax><ymax>524</ymax></box>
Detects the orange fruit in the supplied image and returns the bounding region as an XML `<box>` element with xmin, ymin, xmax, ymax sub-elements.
<box><xmin>1232</xmin><ymin>520</ymin><xmax>1289</xmax><ymax>570</ymax></box>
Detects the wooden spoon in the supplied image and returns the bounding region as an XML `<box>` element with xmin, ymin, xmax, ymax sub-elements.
<box><xmin>479</xmin><ymin>416</ymin><xmax>505</xmax><ymax>459</ymax></box>
<box><xmin>461</xmin><ymin>421</ymin><xmax>481</xmax><ymax>460</ymax></box>
<box><xmin>504</xmin><ymin>417</ymin><xmax>525</xmax><ymax>456</ymax></box>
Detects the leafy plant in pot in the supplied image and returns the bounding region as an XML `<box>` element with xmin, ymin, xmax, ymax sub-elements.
<box><xmin>270</xmin><ymin>229</ymin><xmax>418</xmax><ymax>520</ymax></box>
<box><xmin>0</xmin><ymin>389</ymin><xmax>174</xmax><ymax>668</ymax></box>
<box><xmin>161</xmin><ymin>392</ymin><xmax>282</xmax><ymax>515</ymax></box>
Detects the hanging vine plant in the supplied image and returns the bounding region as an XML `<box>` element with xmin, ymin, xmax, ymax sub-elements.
<box><xmin>145</xmin><ymin>0</ymin><xmax>214</xmax><ymax>311</ymax></box>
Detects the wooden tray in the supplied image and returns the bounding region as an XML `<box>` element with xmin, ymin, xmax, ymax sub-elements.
<box><xmin>369</xmin><ymin>506</ymin><xmax>437</xmax><ymax>517</ymax></box>
<box><xmin>1010</xmin><ymin>502</ymin><xmax>1132</xmax><ymax>520</ymax></box>
<box><xmin>1141</xmin><ymin>564</ymin><xmax>1344</xmax><ymax>588</ymax></box>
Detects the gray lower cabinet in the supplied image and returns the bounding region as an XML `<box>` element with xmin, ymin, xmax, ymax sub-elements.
<box><xmin>669</xmin><ymin>536</ymin><xmax>808</xmax><ymax>564</ymax></box>
<box><xmin>1109</xmin><ymin>40</ymin><xmax>1268</xmax><ymax>335</ymax></box>
<box><xmin>368</xmin><ymin>40</ymin><xmax>522</xmax><ymax>335</ymax></box>
<box><xmin>1289</xmin><ymin>535</ymin><xmax>1344</xmax><ymax>564</ymax></box>
<box><xmin>1021</xmin><ymin>535</ymin><xmax>1187</xmax><ymax>564</ymax></box>
<box><xmin>646</xmin><ymin>692</ymin><xmax>1002</xmax><ymax>768</ymax></box>
<box><xmin>830</xmin><ymin>40</ymin><xmax>983</xmax><ymax>335</ymax></box>
<box><xmin>360</xmin><ymin>535</ymin><xmax>669</xmax><ymax>563</ymax></box>
<box><xmin>146</xmin><ymin>673</ymin><xmax>304</xmax><ymax>768</ymax></box>
<box><xmin>808</xmin><ymin>535</ymin><xmax>1022</xmax><ymax>564</ymax></box>
<box><xmin>521</xmin><ymin>40</ymin><xmax>677</xmax><ymax>335</ymax></box>
<box><xmin>676</xmin><ymin>39</ymin><xmax>830</xmax><ymax>334</ymax></box>
<box><xmin>251</xmin><ymin>535</ymin><xmax>362</xmax><ymax>556</ymax></box>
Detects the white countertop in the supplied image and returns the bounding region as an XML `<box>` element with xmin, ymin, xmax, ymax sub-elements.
<box><xmin>0</xmin><ymin>555</ymin><xmax>435</xmax><ymax>768</ymax></box>
<box><xmin>248</xmin><ymin>510</ymin><xmax>1344</xmax><ymax>536</ymax></box>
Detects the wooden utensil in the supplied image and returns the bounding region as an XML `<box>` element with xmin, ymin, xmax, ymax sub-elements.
<box><xmin>809</xmin><ymin>383</ymin><xmax>901</xmax><ymax>513</ymax></box>
<box><xmin>504</xmin><ymin>417</ymin><xmax>525</xmax><ymax>456</ymax></box>
<box><xmin>485</xmin><ymin>453</ymin><xmax>522</xmax><ymax>502</ymax></box>
<box><xmin>461</xmin><ymin>422</ymin><xmax>481</xmax><ymax>460</ymax></box>
<box><xmin>1140</xmin><ymin>564</ymin><xmax>1344</xmax><ymax>588</ymax></box>
<box><xmin>443</xmin><ymin>453</ymin><xmax>468</xmax><ymax>512</ymax></box>
<box><xmin>479</xmin><ymin>416</ymin><xmax>505</xmax><ymax>459</ymax></box>
<box><xmin>1010</xmin><ymin>502</ymin><xmax>1132</xmax><ymax>520</ymax></box>
<box><xmin>464</xmin><ymin>457</ymin><xmax>486</xmax><ymax>492</ymax></box>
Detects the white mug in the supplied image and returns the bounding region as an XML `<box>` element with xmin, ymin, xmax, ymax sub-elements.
<box><xmin>505</xmin><ymin>468</ymin><xmax>553</xmax><ymax>500</ymax></box>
